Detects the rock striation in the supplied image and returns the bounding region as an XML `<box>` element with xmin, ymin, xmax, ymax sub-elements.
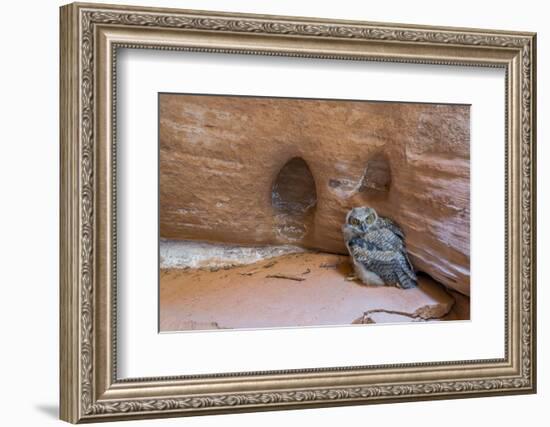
<box><xmin>160</xmin><ymin>253</ymin><xmax>457</xmax><ymax>331</ymax></box>
<box><xmin>160</xmin><ymin>94</ymin><xmax>470</xmax><ymax>295</ymax></box>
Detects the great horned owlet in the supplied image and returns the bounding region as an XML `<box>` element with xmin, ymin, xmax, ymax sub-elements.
<box><xmin>342</xmin><ymin>207</ymin><xmax>417</xmax><ymax>289</ymax></box>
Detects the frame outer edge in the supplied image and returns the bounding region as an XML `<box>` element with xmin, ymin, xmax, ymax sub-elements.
<box><xmin>60</xmin><ymin>3</ymin><xmax>81</xmax><ymax>424</ymax></box>
<box><xmin>59</xmin><ymin>2</ymin><xmax>537</xmax><ymax>422</ymax></box>
<box><xmin>529</xmin><ymin>33</ymin><xmax>537</xmax><ymax>393</ymax></box>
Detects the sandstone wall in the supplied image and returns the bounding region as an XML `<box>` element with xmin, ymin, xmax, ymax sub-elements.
<box><xmin>159</xmin><ymin>94</ymin><xmax>470</xmax><ymax>295</ymax></box>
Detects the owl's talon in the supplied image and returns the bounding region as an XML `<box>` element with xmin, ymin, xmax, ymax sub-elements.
<box><xmin>345</xmin><ymin>275</ymin><xmax>359</xmax><ymax>282</ymax></box>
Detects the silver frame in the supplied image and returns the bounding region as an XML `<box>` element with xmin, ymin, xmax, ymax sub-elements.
<box><xmin>60</xmin><ymin>2</ymin><xmax>536</xmax><ymax>423</ymax></box>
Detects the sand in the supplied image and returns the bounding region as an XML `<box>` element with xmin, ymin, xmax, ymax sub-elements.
<box><xmin>160</xmin><ymin>252</ymin><xmax>463</xmax><ymax>332</ymax></box>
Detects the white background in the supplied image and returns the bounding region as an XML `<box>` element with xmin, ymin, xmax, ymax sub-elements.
<box><xmin>118</xmin><ymin>50</ymin><xmax>504</xmax><ymax>377</ymax></box>
<box><xmin>0</xmin><ymin>0</ymin><xmax>546</xmax><ymax>426</ymax></box>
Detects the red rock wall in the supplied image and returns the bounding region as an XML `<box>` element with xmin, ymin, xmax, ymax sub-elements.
<box><xmin>159</xmin><ymin>94</ymin><xmax>470</xmax><ymax>295</ymax></box>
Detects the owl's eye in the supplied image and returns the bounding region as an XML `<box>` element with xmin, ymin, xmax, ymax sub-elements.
<box><xmin>350</xmin><ymin>217</ymin><xmax>360</xmax><ymax>226</ymax></box>
<box><xmin>367</xmin><ymin>214</ymin><xmax>375</xmax><ymax>224</ymax></box>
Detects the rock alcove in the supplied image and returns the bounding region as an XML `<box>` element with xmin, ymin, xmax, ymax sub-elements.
<box><xmin>360</xmin><ymin>152</ymin><xmax>392</xmax><ymax>194</ymax></box>
<box><xmin>160</xmin><ymin>94</ymin><xmax>471</xmax><ymax>297</ymax></box>
<box><xmin>271</xmin><ymin>157</ymin><xmax>317</xmax><ymax>242</ymax></box>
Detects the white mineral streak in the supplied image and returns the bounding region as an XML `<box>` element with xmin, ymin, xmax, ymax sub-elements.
<box><xmin>160</xmin><ymin>239</ymin><xmax>309</xmax><ymax>269</ymax></box>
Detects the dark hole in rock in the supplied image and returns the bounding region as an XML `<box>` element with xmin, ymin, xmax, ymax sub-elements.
<box><xmin>328</xmin><ymin>179</ymin><xmax>341</xmax><ymax>188</ymax></box>
<box><xmin>360</xmin><ymin>153</ymin><xmax>391</xmax><ymax>193</ymax></box>
<box><xmin>272</xmin><ymin>157</ymin><xmax>317</xmax><ymax>241</ymax></box>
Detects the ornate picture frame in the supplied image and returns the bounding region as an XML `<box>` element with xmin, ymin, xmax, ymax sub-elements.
<box><xmin>60</xmin><ymin>2</ymin><xmax>536</xmax><ymax>423</ymax></box>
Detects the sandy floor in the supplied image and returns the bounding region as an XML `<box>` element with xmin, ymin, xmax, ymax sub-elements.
<box><xmin>160</xmin><ymin>252</ymin><xmax>466</xmax><ymax>332</ymax></box>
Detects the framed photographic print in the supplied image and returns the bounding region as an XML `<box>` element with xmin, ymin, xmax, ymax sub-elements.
<box><xmin>59</xmin><ymin>2</ymin><xmax>537</xmax><ymax>423</ymax></box>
